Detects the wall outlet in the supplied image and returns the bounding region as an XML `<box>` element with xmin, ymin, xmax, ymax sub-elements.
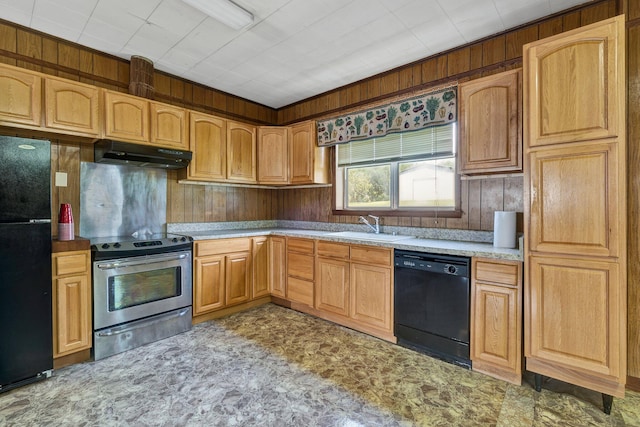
<box><xmin>55</xmin><ymin>172</ymin><xmax>68</xmax><ymax>187</ymax></box>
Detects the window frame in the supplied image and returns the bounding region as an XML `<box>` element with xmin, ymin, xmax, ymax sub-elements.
<box><xmin>332</xmin><ymin>132</ymin><xmax>462</xmax><ymax>218</ymax></box>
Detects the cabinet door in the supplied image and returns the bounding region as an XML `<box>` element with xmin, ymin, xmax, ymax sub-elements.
<box><xmin>289</xmin><ymin>120</ymin><xmax>329</xmax><ymax>184</ymax></box>
<box><xmin>225</xmin><ymin>252</ymin><xmax>251</xmax><ymax>305</ymax></box>
<box><xmin>269</xmin><ymin>237</ymin><xmax>286</xmax><ymax>297</ymax></box>
<box><xmin>526</xmin><ymin>255</ymin><xmax>622</xmax><ymax>380</ymax></box>
<box><xmin>0</xmin><ymin>64</ymin><xmax>41</xmax><ymax>127</ymax></box>
<box><xmin>350</xmin><ymin>263</ymin><xmax>391</xmax><ymax>332</ymax></box>
<box><xmin>471</xmin><ymin>282</ymin><xmax>520</xmax><ymax>384</ymax></box>
<box><xmin>150</xmin><ymin>102</ymin><xmax>187</xmax><ymax>149</ymax></box>
<box><xmin>194</xmin><ymin>255</ymin><xmax>225</xmax><ymax>314</ymax></box>
<box><xmin>103</xmin><ymin>91</ymin><xmax>149</xmax><ymax>143</ymax></box>
<box><xmin>227</xmin><ymin>120</ymin><xmax>256</xmax><ymax>183</ymax></box>
<box><xmin>528</xmin><ymin>141</ymin><xmax>621</xmax><ymax>258</ymax></box>
<box><xmin>44</xmin><ymin>77</ymin><xmax>100</xmax><ymax>136</ymax></box>
<box><xmin>316</xmin><ymin>257</ymin><xmax>349</xmax><ymax>316</ymax></box>
<box><xmin>252</xmin><ymin>237</ymin><xmax>270</xmax><ymax>299</ymax></box>
<box><xmin>258</xmin><ymin>126</ymin><xmax>288</xmax><ymax>184</ymax></box>
<box><xmin>459</xmin><ymin>69</ymin><xmax>521</xmax><ymax>174</ymax></box>
<box><xmin>188</xmin><ymin>112</ymin><xmax>227</xmax><ymax>181</ymax></box>
<box><xmin>525</xmin><ymin>16</ymin><xmax>624</xmax><ymax>146</ymax></box>
<box><xmin>53</xmin><ymin>274</ymin><xmax>91</xmax><ymax>356</ymax></box>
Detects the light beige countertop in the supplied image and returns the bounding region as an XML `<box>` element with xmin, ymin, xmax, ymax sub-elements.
<box><xmin>171</xmin><ymin>222</ymin><xmax>523</xmax><ymax>261</ymax></box>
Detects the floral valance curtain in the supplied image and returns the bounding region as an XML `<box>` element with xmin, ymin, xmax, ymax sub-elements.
<box><xmin>316</xmin><ymin>87</ymin><xmax>457</xmax><ymax>147</ymax></box>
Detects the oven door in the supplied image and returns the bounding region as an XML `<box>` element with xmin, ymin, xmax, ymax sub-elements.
<box><xmin>93</xmin><ymin>250</ymin><xmax>192</xmax><ymax>330</ymax></box>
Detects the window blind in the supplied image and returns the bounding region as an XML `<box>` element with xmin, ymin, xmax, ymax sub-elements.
<box><xmin>337</xmin><ymin>124</ymin><xmax>455</xmax><ymax>166</ymax></box>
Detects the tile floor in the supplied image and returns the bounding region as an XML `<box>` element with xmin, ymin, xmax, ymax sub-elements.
<box><xmin>1</xmin><ymin>303</ymin><xmax>639</xmax><ymax>426</ymax></box>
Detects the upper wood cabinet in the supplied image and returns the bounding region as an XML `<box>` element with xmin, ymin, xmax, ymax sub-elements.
<box><xmin>258</xmin><ymin>126</ymin><xmax>289</xmax><ymax>184</ymax></box>
<box><xmin>227</xmin><ymin>120</ymin><xmax>257</xmax><ymax>183</ymax></box>
<box><xmin>149</xmin><ymin>101</ymin><xmax>188</xmax><ymax>150</ymax></box>
<box><xmin>459</xmin><ymin>69</ymin><xmax>522</xmax><ymax>174</ymax></box>
<box><xmin>0</xmin><ymin>63</ymin><xmax>42</xmax><ymax>128</ymax></box>
<box><xmin>525</xmin><ymin>17</ymin><xmax>624</xmax><ymax>146</ymax></box>
<box><xmin>183</xmin><ymin>111</ymin><xmax>227</xmax><ymax>181</ymax></box>
<box><xmin>290</xmin><ymin>120</ymin><xmax>330</xmax><ymax>184</ymax></box>
<box><xmin>523</xmin><ymin>15</ymin><xmax>626</xmax><ymax>401</ymax></box>
<box><xmin>44</xmin><ymin>77</ymin><xmax>100</xmax><ymax>137</ymax></box>
<box><xmin>103</xmin><ymin>91</ymin><xmax>149</xmax><ymax>143</ymax></box>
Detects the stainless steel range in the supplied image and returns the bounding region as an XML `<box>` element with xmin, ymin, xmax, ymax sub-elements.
<box><xmin>91</xmin><ymin>233</ymin><xmax>193</xmax><ymax>360</ymax></box>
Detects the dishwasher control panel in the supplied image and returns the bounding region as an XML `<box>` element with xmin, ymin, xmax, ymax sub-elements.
<box><xmin>394</xmin><ymin>250</ymin><xmax>469</xmax><ymax>276</ymax></box>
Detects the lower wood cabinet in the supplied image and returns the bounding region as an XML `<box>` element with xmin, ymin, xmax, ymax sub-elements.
<box><xmin>471</xmin><ymin>257</ymin><xmax>523</xmax><ymax>384</ymax></box>
<box><xmin>193</xmin><ymin>238</ymin><xmax>252</xmax><ymax>315</ymax></box>
<box><xmin>252</xmin><ymin>237</ymin><xmax>270</xmax><ymax>299</ymax></box>
<box><xmin>51</xmin><ymin>250</ymin><xmax>92</xmax><ymax>358</ymax></box>
<box><xmin>314</xmin><ymin>241</ymin><xmax>393</xmax><ymax>340</ymax></box>
<box><xmin>286</xmin><ymin>237</ymin><xmax>315</xmax><ymax>306</ymax></box>
<box><xmin>269</xmin><ymin>236</ymin><xmax>286</xmax><ymax>297</ymax></box>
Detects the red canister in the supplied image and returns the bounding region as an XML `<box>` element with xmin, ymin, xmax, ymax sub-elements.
<box><xmin>58</xmin><ymin>203</ymin><xmax>74</xmax><ymax>241</ymax></box>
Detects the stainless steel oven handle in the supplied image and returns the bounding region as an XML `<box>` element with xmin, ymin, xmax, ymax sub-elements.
<box><xmin>96</xmin><ymin>252</ymin><xmax>189</xmax><ymax>270</ymax></box>
<box><xmin>96</xmin><ymin>308</ymin><xmax>191</xmax><ymax>337</ymax></box>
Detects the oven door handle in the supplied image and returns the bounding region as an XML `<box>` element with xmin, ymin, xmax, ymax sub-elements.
<box><xmin>96</xmin><ymin>253</ymin><xmax>189</xmax><ymax>270</ymax></box>
<box><xmin>96</xmin><ymin>308</ymin><xmax>191</xmax><ymax>337</ymax></box>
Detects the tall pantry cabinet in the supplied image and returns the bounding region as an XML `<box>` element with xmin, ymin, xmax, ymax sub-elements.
<box><xmin>523</xmin><ymin>15</ymin><xmax>626</xmax><ymax>413</ymax></box>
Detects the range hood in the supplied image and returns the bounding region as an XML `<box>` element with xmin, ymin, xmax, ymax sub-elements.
<box><xmin>94</xmin><ymin>140</ymin><xmax>192</xmax><ymax>169</ymax></box>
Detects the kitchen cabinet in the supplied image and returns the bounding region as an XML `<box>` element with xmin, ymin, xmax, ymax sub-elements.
<box><xmin>523</xmin><ymin>15</ymin><xmax>626</xmax><ymax>408</ymax></box>
<box><xmin>459</xmin><ymin>69</ymin><xmax>522</xmax><ymax>174</ymax></box>
<box><xmin>289</xmin><ymin>120</ymin><xmax>330</xmax><ymax>184</ymax></box>
<box><xmin>316</xmin><ymin>242</ymin><xmax>350</xmax><ymax>316</ymax></box>
<box><xmin>183</xmin><ymin>111</ymin><xmax>227</xmax><ymax>181</ymax></box>
<box><xmin>0</xmin><ymin>63</ymin><xmax>41</xmax><ymax>128</ymax></box>
<box><xmin>252</xmin><ymin>236</ymin><xmax>270</xmax><ymax>299</ymax></box>
<box><xmin>51</xmin><ymin>250</ymin><xmax>92</xmax><ymax>358</ymax></box>
<box><xmin>313</xmin><ymin>241</ymin><xmax>393</xmax><ymax>339</ymax></box>
<box><xmin>258</xmin><ymin>126</ymin><xmax>288</xmax><ymax>184</ymax></box>
<box><xmin>227</xmin><ymin>120</ymin><xmax>257</xmax><ymax>183</ymax></box>
<box><xmin>269</xmin><ymin>236</ymin><xmax>286</xmax><ymax>298</ymax></box>
<box><xmin>286</xmin><ymin>237</ymin><xmax>315</xmax><ymax>306</ymax></box>
<box><xmin>194</xmin><ymin>238</ymin><xmax>252</xmax><ymax>315</ymax></box>
<box><xmin>471</xmin><ymin>258</ymin><xmax>522</xmax><ymax>385</ymax></box>
<box><xmin>149</xmin><ymin>101</ymin><xmax>188</xmax><ymax>150</ymax></box>
<box><xmin>44</xmin><ymin>76</ymin><xmax>100</xmax><ymax>137</ymax></box>
<box><xmin>103</xmin><ymin>90</ymin><xmax>149</xmax><ymax>143</ymax></box>
<box><xmin>349</xmin><ymin>246</ymin><xmax>392</xmax><ymax>333</ymax></box>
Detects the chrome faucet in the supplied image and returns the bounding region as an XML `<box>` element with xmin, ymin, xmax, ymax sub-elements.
<box><xmin>359</xmin><ymin>215</ymin><xmax>380</xmax><ymax>234</ymax></box>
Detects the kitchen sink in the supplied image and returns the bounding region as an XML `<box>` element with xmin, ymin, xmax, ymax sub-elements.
<box><xmin>324</xmin><ymin>231</ymin><xmax>414</xmax><ymax>242</ymax></box>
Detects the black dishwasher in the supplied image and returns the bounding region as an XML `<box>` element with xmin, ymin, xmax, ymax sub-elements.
<box><xmin>394</xmin><ymin>250</ymin><xmax>471</xmax><ymax>369</ymax></box>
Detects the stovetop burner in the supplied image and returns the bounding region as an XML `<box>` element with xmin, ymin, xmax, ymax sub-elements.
<box><xmin>90</xmin><ymin>233</ymin><xmax>192</xmax><ymax>259</ymax></box>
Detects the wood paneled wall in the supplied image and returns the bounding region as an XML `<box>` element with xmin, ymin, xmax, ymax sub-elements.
<box><xmin>0</xmin><ymin>19</ymin><xmax>277</xmax><ymax>125</ymax></box>
<box><xmin>277</xmin><ymin>0</ymin><xmax>619</xmax><ymax>125</ymax></box>
<box><xmin>625</xmin><ymin>0</ymin><xmax>640</xmax><ymax>389</ymax></box>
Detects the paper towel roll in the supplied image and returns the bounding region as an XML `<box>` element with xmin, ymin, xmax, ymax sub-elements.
<box><xmin>494</xmin><ymin>211</ymin><xmax>516</xmax><ymax>248</ymax></box>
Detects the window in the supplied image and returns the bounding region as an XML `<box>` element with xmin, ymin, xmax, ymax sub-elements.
<box><xmin>335</xmin><ymin>124</ymin><xmax>458</xmax><ymax>213</ymax></box>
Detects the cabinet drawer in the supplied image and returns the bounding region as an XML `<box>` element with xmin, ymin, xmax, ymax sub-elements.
<box><xmin>287</xmin><ymin>237</ymin><xmax>315</xmax><ymax>254</ymax></box>
<box><xmin>317</xmin><ymin>241</ymin><xmax>349</xmax><ymax>259</ymax></box>
<box><xmin>287</xmin><ymin>252</ymin><xmax>314</xmax><ymax>281</ymax></box>
<box><xmin>474</xmin><ymin>258</ymin><xmax>522</xmax><ymax>287</ymax></box>
<box><xmin>351</xmin><ymin>246</ymin><xmax>392</xmax><ymax>266</ymax></box>
<box><xmin>53</xmin><ymin>252</ymin><xmax>89</xmax><ymax>276</ymax></box>
<box><xmin>287</xmin><ymin>277</ymin><xmax>314</xmax><ymax>306</ymax></box>
<box><xmin>195</xmin><ymin>238</ymin><xmax>251</xmax><ymax>256</ymax></box>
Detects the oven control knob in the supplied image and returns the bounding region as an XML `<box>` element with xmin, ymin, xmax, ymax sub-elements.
<box><xmin>446</xmin><ymin>265</ymin><xmax>457</xmax><ymax>274</ymax></box>
<box><xmin>101</xmin><ymin>243</ymin><xmax>110</xmax><ymax>249</ymax></box>
<box><xmin>113</xmin><ymin>242</ymin><xmax>121</xmax><ymax>248</ymax></box>
<box><xmin>180</xmin><ymin>237</ymin><xmax>187</xmax><ymax>242</ymax></box>
<box><xmin>172</xmin><ymin>237</ymin><xmax>179</xmax><ymax>243</ymax></box>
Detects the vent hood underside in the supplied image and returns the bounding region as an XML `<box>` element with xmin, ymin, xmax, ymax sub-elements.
<box><xmin>94</xmin><ymin>140</ymin><xmax>192</xmax><ymax>169</ymax></box>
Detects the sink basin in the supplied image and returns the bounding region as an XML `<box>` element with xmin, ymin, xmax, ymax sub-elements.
<box><xmin>325</xmin><ymin>231</ymin><xmax>413</xmax><ymax>242</ymax></box>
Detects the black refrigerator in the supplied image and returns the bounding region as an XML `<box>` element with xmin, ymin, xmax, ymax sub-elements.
<box><xmin>0</xmin><ymin>136</ymin><xmax>53</xmax><ymax>392</ymax></box>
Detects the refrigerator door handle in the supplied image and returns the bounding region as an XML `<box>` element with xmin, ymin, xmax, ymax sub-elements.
<box><xmin>29</xmin><ymin>219</ymin><xmax>52</xmax><ymax>224</ymax></box>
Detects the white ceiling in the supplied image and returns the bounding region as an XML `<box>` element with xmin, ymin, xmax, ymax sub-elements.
<box><xmin>0</xmin><ymin>0</ymin><xmax>592</xmax><ymax>109</ymax></box>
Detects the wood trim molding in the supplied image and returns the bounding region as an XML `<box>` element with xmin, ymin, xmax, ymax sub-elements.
<box><xmin>627</xmin><ymin>375</ymin><xmax>640</xmax><ymax>392</ymax></box>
